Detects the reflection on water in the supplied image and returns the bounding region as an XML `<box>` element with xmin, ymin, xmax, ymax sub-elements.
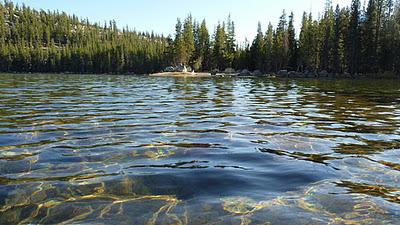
<box><xmin>0</xmin><ymin>74</ymin><xmax>399</xmax><ymax>224</ymax></box>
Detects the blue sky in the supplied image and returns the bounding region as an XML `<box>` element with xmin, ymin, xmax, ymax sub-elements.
<box><xmin>11</xmin><ymin>0</ymin><xmax>352</xmax><ymax>42</ymax></box>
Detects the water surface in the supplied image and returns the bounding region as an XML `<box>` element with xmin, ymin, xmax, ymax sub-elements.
<box><xmin>0</xmin><ymin>74</ymin><xmax>399</xmax><ymax>224</ymax></box>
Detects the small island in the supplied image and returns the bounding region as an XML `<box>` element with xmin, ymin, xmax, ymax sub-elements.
<box><xmin>150</xmin><ymin>65</ymin><xmax>212</xmax><ymax>77</ymax></box>
<box><xmin>150</xmin><ymin>65</ymin><xmax>279</xmax><ymax>78</ymax></box>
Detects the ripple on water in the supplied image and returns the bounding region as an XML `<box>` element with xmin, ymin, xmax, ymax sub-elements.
<box><xmin>0</xmin><ymin>74</ymin><xmax>399</xmax><ymax>224</ymax></box>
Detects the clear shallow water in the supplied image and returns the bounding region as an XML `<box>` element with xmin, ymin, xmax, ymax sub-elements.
<box><xmin>0</xmin><ymin>73</ymin><xmax>399</xmax><ymax>224</ymax></box>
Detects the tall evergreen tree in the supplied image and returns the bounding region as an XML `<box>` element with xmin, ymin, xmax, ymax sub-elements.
<box><xmin>393</xmin><ymin>0</ymin><xmax>400</xmax><ymax>75</ymax></box>
<box><xmin>332</xmin><ymin>5</ymin><xmax>348</xmax><ymax>74</ymax></box>
<box><xmin>264</xmin><ymin>23</ymin><xmax>274</xmax><ymax>72</ymax></box>
<box><xmin>182</xmin><ymin>15</ymin><xmax>195</xmax><ymax>67</ymax></box>
<box><xmin>193</xmin><ymin>20</ymin><xmax>201</xmax><ymax>71</ymax></box>
<box><xmin>320</xmin><ymin>4</ymin><xmax>335</xmax><ymax>72</ymax></box>
<box><xmin>362</xmin><ymin>0</ymin><xmax>379</xmax><ymax>72</ymax></box>
<box><xmin>379</xmin><ymin>0</ymin><xmax>396</xmax><ymax>71</ymax></box>
<box><xmin>349</xmin><ymin>0</ymin><xmax>362</xmax><ymax>75</ymax></box>
<box><xmin>299</xmin><ymin>12</ymin><xmax>318</xmax><ymax>72</ymax></box>
<box><xmin>250</xmin><ymin>22</ymin><xmax>265</xmax><ymax>71</ymax></box>
<box><xmin>287</xmin><ymin>12</ymin><xmax>297</xmax><ymax>70</ymax></box>
<box><xmin>198</xmin><ymin>19</ymin><xmax>211</xmax><ymax>71</ymax></box>
<box><xmin>173</xmin><ymin>18</ymin><xmax>186</xmax><ymax>65</ymax></box>
<box><xmin>226</xmin><ymin>14</ymin><xmax>236</xmax><ymax>68</ymax></box>
<box><xmin>212</xmin><ymin>23</ymin><xmax>227</xmax><ymax>70</ymax></box>
<box><xmin>272</xmin><ymin>10</ymin><xmax>289</xmax><ymax>71</ymax></box>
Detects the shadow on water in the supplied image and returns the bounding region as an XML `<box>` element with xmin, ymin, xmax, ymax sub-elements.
<box><xmin>0</xmin><ymin>74</ymin><xmax>400</xmax><ymax>224</ymax></box>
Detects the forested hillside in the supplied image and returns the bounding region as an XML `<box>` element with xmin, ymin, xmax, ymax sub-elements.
<box><xmin>0</xmin><ymin>0</ymin><xmax>399</xmax><ymax>75</ymax></box>
<box><xmin>0</xmin><ymin>1</ymin><xmax>170</xmax><ymax>74</ymax></box>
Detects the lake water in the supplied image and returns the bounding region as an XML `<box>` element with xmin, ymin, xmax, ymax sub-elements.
<box><xmin>0</xmin><ymin>73</ymin><xmax>399</xmax><ymax>224</ymax></box>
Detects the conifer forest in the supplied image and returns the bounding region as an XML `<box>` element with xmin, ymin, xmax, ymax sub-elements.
<box><xmin>0</xmin><ymin>0</ymin><xmax>399</xmax><ymax>75</ymax></box>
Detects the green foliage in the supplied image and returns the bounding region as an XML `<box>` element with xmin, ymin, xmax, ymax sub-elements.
<box><xmin>288</xmin><ymin>12</ymin><xmax>298</xmax><ymax>70</ymax></box>
<box><xmin>250</xmin><ymin>22</ymin><xmax>265</xmax><ymax>71</ymax></box>
<box><xmin>361</xmin><ymin>0</ymin><xmax>379</xmax><ymax>72</ymax></box>
<box><xmin>173</xmin><ymin>18</ymin><xmax>185</xmax><ymax>65</ymax></box>
<box><xmin>0</xmin><ymin>0</ymin><xmax>169</xmax><ymax>74</ymax></box>
<box><xmin>225</xmin><ymin>14</ymin><xmax>236</xmax><ymax>68</ymax></box>
<box><xmin>264</xmin><ymin>23</ymin><xmax>274</xmax><ymax>72</ymax></box>
<box><xmin>197</xmin><ymin>20</ymin><xmax>211</xmax><ymax>71</ymax></box>
<box><xmin>299</xmin><ymin>13</ymin><xmax>318</xmax><ymax>72</ymax></box>
<box><xmin>274</xmin><ymin>10</ymin><xmax>289</xmax><ymax>70</ymax></box>
<box><xmin>332</xmin><ymin>5</ymin><xmax>348</xmax><ymax>74</ymax></box>
<box><xmin>348</xmin><ymin>0</ymin><xmax>362</xmax><ymax>75</ymax></box>
<box><xmin>393</xmin><ymin>1</ymin><xmax>400</xmax><ymax>74</ymax></box>
<box><xmin>320</xmin><ymin>5</ymin><xmax>335</xmax><ymax>71</ymax></box>
<box><xmin>212</xmin><ymin>23</ymin><xmax>227</xmax><ymax>70</ymax></box>
<box><xmin>183</xmin><ymin>15</ymin><xmax>195</xmax><ymax>66</ymax></box>
<box><xmin>0</xmin><ymin>0</ymin><xmax>399</xmax><ymax>75</ymax></box>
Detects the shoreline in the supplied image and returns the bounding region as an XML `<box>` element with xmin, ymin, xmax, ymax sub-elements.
<box><xmin>149</xmin><ymin>72</ymin><xmax>213</xmax><ymax>77</ymax></box>
<box><xmin>0</xmin><ymin>72</ymin><xmax>398</xmax><ymax>79</ymax></box>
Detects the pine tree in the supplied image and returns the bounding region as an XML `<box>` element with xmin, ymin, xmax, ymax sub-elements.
<box><xmin>183</xmin><ymin>15</ymin><xmax>195</xmax><ymax>67</ymax></box>
<box><xmin>192</xmin><ymin>20</ymin><xmax>201</xmax><ymax>71</ymax></box>
<box><xmin>173</xmin><ymin>18</ymin><xmax>185</xmax><ymax>65</ymax></box>
<box><xmin>287</xmin><ymin>12</ymin><xmax>297</xmax><ymax>71</ymax></box>
<box><xmin>349</xmin><ymin>0</ymin><xmax>362</xmax><ymax>75</ymax></box>
<box><xmin>226</xmin><ymin>14</ymin><xmax>236</xmax><ymax>68</ymax></box>
<box><xmin>332</xmin><ymin>5</ymin><xmax>349</xmax><ymax>74</ymax></box>
<box><xmin>198</xmin><ymin>19</ymin><xmax>211</xmax><ymax>71</ymax></box>
<box><xmin>362</xmin><ymin>0</ymin><xmax>379</xmax><ymax>72</ymax></box>
<box><xmin>212</xmin><ymin>23</ymin><xmax>227</xmax><ymax>70</ymax></box>
<box><xmin>264</xmin><ymin>23</ymin><xmax>274</xmax><ymax>72</ymax></box>
<box><xmin>0</xmin><ymin>3</ymin><xmax>7</xmax><ymax>71</ymax></box>
<box><xmin>320</xmin><ymin>4</ymin><xmax>334</xmax><ymax>72</ymax></box>
<box><xmin>299</xmin><ymin>12</ymin><xmax>318</xmax><ymax>72</ymax></box>
<box><xmin>250</xmin><ymin>22</ymin><xmax>265</xmax><ymax>71</ymax></box>
<box><xmin>275</xmin><ymin>10</ymin><xmax>289</xmax><ymax>70</ymax></box>
<box><xmin>393</xmin><ymin>0</ymin><xmax>400</xmax><ymax>75</ymax></box>
<box><xmin>379</xmin><ymin>0</ymin><xmax>396</xmax><ymax>71</ymax></box>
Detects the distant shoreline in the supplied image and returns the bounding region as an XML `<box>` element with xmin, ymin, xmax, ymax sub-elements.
<box><xmin>149</xmin><ymin>72</ymin><xmax>213</xmax><ymax>77</ymax></box>
<box><xmin>1</xmin><ymin>71</ymin><xmax>399</xmax><ymax>79</ymax></box>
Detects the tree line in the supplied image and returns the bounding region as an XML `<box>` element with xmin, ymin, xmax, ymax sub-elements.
<box><xmin>0</xmin><ymin>1</ymin><xmax>170</xmax><ymax>74</ymax></box>
<box><xmin>0</xmin><ymin>0</ymin><xmax>399</xmax><ymax>75</ymax></box>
